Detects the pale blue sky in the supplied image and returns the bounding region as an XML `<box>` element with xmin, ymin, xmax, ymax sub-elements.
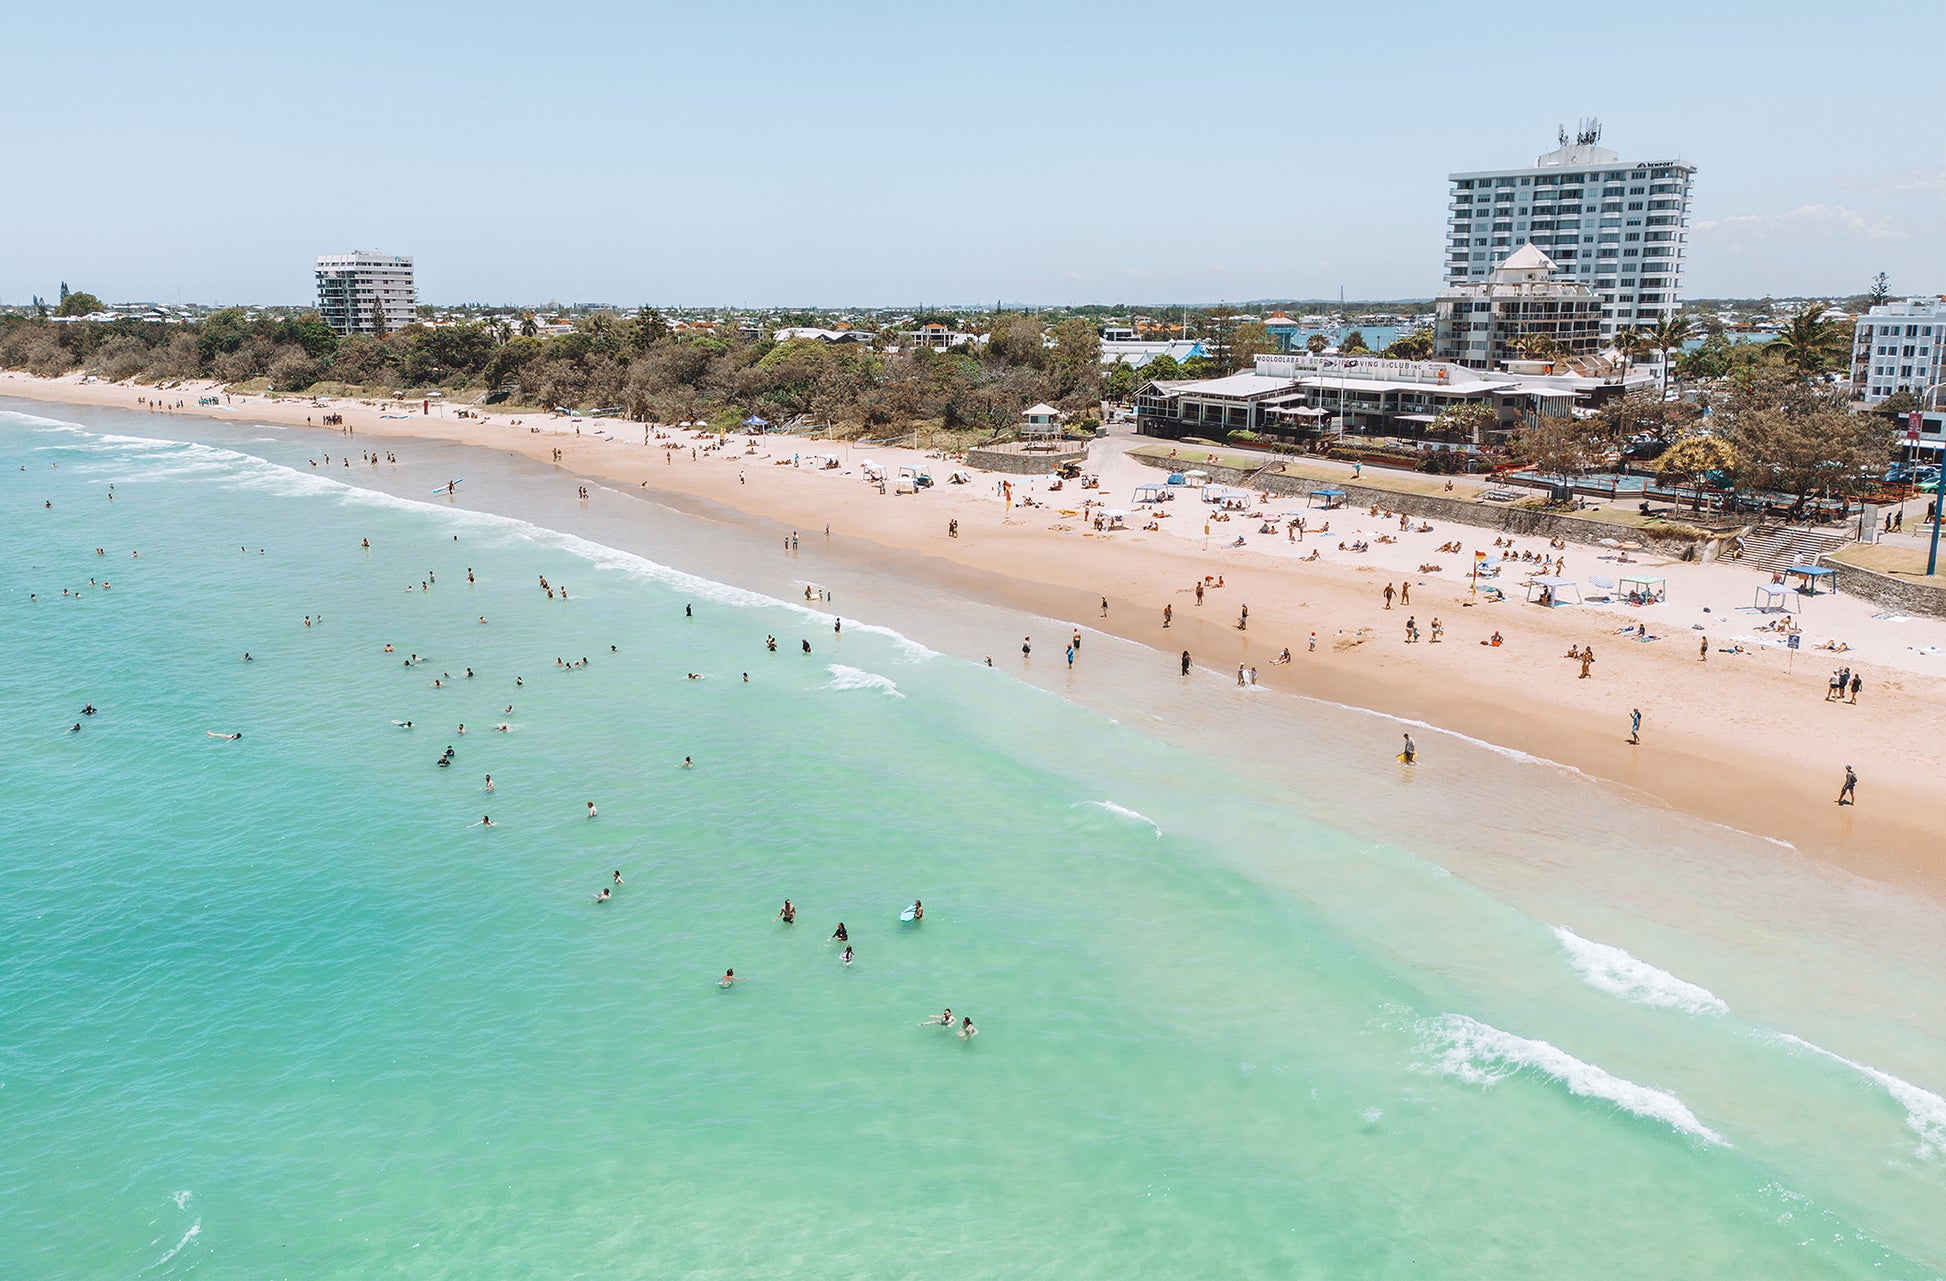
<box><xmin>5</xmin><ymin>0</ymin><xmax>1941</xmax><ymax>306</ymax></box>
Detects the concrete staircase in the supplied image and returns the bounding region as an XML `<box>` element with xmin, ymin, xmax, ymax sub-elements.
<box><xmin>1735</xmin><ymin>525</ymin><xmax>1850</xmax><ymax>573</ymax></box>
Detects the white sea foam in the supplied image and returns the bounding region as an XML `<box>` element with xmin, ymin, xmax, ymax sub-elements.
<box><xmin>1552</xmin><ymin>927</ymin><xmax>1729</xmax><ymax>1016</ymax></box>
<box><xmin>147</xmin><ymin>1218</ymin><xmax>200</xmax><ymax>1270</ymax></box>
<box><xmin>1415</xmin><ymin>1012</ymin><xmax>1727</xmax><ymax>1145</ymax></box>
<box><xmin>824</xmin><ymin>665</ymin><xmax>904</xmax><ymax>697</ymax></box>
<box><xmin>15</xmin><ymin>420</ymin><xmax>953</xmax><ymax>659</ymax></box>
<box><xmin>1774</xmin><ymin>1033</ymin><xmax>1946</xmax><ymax>1162</ymax></box>
<box><xmin>1076</xmin><ymin>800</ymin><xmax>1163</xmax><ymax>837</ymax></box>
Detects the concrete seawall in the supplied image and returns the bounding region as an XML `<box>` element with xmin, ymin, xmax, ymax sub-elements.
<box><xmin>1129</xmin><ymin>453</ymin><xmax>1739</xmax><ymax>562</ymax></box>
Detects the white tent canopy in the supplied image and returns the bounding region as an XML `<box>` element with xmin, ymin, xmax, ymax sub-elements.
<box><xmin>1526</xmin><ymin>574</ymin><xmax>1581</xmax><ymax>606</ymax></box>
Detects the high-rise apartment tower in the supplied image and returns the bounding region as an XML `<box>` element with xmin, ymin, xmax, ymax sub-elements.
<box><xmin>1445</xmin><ymin>122</ymin><xmax>1693</xmax><ymax>339</ymax></box>
<box><xmin>315</xmin><ymin>251</ymin><xmax>416</xmax><ymax>335</ymax></box>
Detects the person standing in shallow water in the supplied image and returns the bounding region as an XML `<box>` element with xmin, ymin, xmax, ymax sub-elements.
<box><xmin>1180</xmin><ymin>650</ymin><xmax>1191</xmax><ymax>676</ymax></box>
<box><xmin>1837</xmin><ymin>765</ymin><xmax>1857</xmax><ymax>806</ymax></box>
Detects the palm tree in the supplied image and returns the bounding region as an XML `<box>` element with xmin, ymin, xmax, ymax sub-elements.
<box><xmin>1384</xmin><ymin>327</ymin><xmax>1435</xmax><ymax>361</ymax></box>
<box><xmin>519</xmin><ymin>313</ymin><xmax>539</xmax><ymax>339</ymax></box>
<box><xmin>1511</xmin><ymin>331</ymin><xmax>1561</xmax><ymax>363</ymax></box>
<box><xmin>1645</xmin><ymin>313</ymin><xmax>1694</xmax><ymax>398</ymax></box>
<box><xmin>1305</xmin><ymin>332</ymin><xmax>1328</xmax><ymax>356</ymax></box>
<box><xmin>1610</xmin><ymin>324</ymin><xmax>1649</xmax><ymax>384</ymax></box>
<box><xmin>1765</xmin><ymin>301</ymin><xmax>1839</xmax><ymax>379</ymax></box>
<box><xmin>492</xmin><ymin>319</ymin><xmax>512</xmax><ymax>346</ymax></box>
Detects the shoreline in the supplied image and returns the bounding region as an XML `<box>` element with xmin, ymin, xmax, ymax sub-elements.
<box><xmin>8</xmin><ymin>371</ymin><xmax>1945</xmax><ymax>896</ymax></box>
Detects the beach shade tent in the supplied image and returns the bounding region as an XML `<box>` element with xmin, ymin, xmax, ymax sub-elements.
<box><xmin>1200</xmin><ymin>484</ymin><xmax>1250</xmax><ymax>504</ymax></box>
<box><xmin>1167</xmin><ymin>472</ymin><xmax>1187</xmax><ymax>485</ymax></box>
<box><xmin>1755</xmin><ymin>583</ymin><xmax>1798</xmax><ymax>612</ymax></box>
<box><xmin>1183</xmin><ymin>470</ymin><xmax>1209</xmax><ymax>480</ymax></box>
<box><xmin>1308</xmin><ymin>487</ymin><xmax>1347</xmax><ymax>509</ymax></box>
<box><xmin>1618</xmin><ymin>575</ymin><xmax>1667</xmax><ymax>604</ymax></box>
<box><xmin>741</xmin><ymin>415</ymin><xmax>769</xmax><ymax>427</ymax></box>
<box><xmin>1587</xmin><ymin>574</ymin><xmax>1617</xmax><ymax>600</ymax></box>
<box><xmin>1526</xmin><ymin>574</ymin><xmax>1582</xmax><ymax>606</ymax></box>
<box><xmin>1785</xmin><ymin>566</ymin><xmax>1838</xmax><ymax>596</ymax></box>
<box><xmin>1100</xmin><ymin>509</ymin><xmax>1129</xmax><ymax>528</ymax></box>
<box><xmin>1134</xmin><ymin>483</ymin><xmax>1173</xmax><ymax>504</ymax></box>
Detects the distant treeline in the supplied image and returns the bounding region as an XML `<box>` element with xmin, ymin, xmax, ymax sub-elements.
<box><xmin>0</xmin><ymin>309</ymin><xmax>1120</xmax><ymax>433</ymax></box>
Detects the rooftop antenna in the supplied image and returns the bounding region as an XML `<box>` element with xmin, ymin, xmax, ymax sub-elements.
<box><xmin>1575</xmin><ymin>117</ymin><xmax>1602</xmax><ymax>148</ymax></box>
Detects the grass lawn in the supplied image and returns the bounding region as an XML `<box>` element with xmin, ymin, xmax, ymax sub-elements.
<box><xmin>1828</xmin><ymin>540</ymin><xmax>1942</xmax><ymax>578</ymax></box>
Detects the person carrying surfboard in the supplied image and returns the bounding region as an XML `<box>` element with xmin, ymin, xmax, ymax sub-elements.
<box><xmin>1399</xmin><ymin>733</ymin><xmax>1416</xmax><ymax>765</ymax></box>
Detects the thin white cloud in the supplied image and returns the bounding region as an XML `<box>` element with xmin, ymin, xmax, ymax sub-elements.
<box><xmin>1693</xmin><ymin>204</ymin><xmax>1906</xmax><ymax>242</ymax></box>
<box><xmin>1840</xmin><ymin>163</ymin><xmax>1946</xmax><ymax>200</ymax></box>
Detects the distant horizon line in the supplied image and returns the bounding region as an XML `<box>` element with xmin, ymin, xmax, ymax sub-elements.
<box><xmin>1</xmin><ymin>292</ymin><xmax>1883</xmax><ymax>313</ymax></box>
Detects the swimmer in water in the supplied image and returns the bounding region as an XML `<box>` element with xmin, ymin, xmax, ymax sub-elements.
<box><xmin>909</xmin><ymin>900</ymin><xmax>923</xmax><ymax>921</ymax></box>
<box><xmin>613</xmin><ymin>870</ymin><xmax>623</xmax><ymax>885</ymax></box>
<box><xmin>484</xmin><ymin>775</ymin><xmax>494</xmax><ymax>792</ymax></box>
<box><xmin>719</xmin><ymin>969</ymin><xmax>737</xmax><ymax>988</ymax></box>
<box><xmin>680</xmin><ymin>756</ymin><xmax>692</xmax><ymax>768</ymax></box>
<box><xmin>831</xmin><ymin>922</ymin><xmax>848</xmax><ymax>941</ymax></box>
<box><xmin>841</xmin><ymin>946</ymin><xmax>854</xmax><ymax>966</ymax></box>
<box><xmin>801</xmin><ymin>639</ymin><xmax>811</xmax><ymax>654</ymax></box>
<box><xmin>586</xmin><ymin>801</ymin><xmax>598</xmax><ymax>818</ymax></box>
<box><xmin>477</xmin><ymin>816</ymin><xmax>494</xmax><ymax>827</ymax></box>
<box><xmin>69</xmin><ymin>722</ymin><xmax>81</xmax><ymax>733</ymax></box>
<box><xmin>921</xmin><ymin>1009</ymin><xmax>955</xmax><ymax>1028</ymax></box>
<box><xmin>206</xmin><ymin>731</ymin><xmax>242</xmax><ymax>740</ymax></box>
<box><xmin>776</xmin><ymin>899</ymin><xmax>795</xmax><ymax>924</ymax></box>
<box><xmin>958</xmin><ymin>1017</ymin><xmax>978</xmax><ymax>1040</ymax></box>
<box><xmin>594</xmin><ymin>888</ymin><xmax>611</xmax><ymax>903</ymax></box>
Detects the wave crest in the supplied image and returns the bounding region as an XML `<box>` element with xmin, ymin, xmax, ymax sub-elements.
<box><xmin>1075</xmin><ymin>800</ymin><xmax>1163</xmax><ymax>837</ymax></box>
<box><xmin>1415</xmin><ymin>1013</ymin><xmax>1726</xmax><ymax>1145</ymax></box>
<box><xmin>1552</xmin><ymin>927</ymin><xmax>1728</xmax><ymax>1016</ymax></box>
<box><xmin>824</xmin><ymin>665</ymin><xmax>904</xmax><ymax>697</ymax></box>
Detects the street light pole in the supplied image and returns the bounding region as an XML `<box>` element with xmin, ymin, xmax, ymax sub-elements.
<box><xmin>1924</xmin><ymin>381</ymin><xmax>1946</xmax><ymax>577</ymax></box>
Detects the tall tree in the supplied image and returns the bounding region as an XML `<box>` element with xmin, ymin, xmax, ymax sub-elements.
<box><xmin>1339</xmin><ymin>329</ymin><xmax>1369</xmax><ymax>354</ymax></box>
<box><xmin>1305</xmin><ymin>332</ymin><xmax>1328</xmax><ymax>355</ymax></box>
<box><xmin>1764</xmin><ymin>301</ymin><xmax>1842</xmax><ymax>379</ymax></box>
<box><xmin>1644</xmin><ymin>313</ymin><xmax>1694</xmax><ymax>396</ymax></box>
<box><xmin>1515</xmin><ymin>413</ymin><xmax>1606</xmax><ymax>486</ymax></box>
<box><xmin>1868</xmin><ymin>271</ymin><xmax>1890</xmax><ymax>309</ymax></box>
<box><xmin>368</xmin><ymin>299</ymin><xmax>389</xmax><ymax>337</ymax></box>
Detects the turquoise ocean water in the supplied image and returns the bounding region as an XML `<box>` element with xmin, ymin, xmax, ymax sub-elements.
<box><xmin>4</xmin><ymin>400</ymin><xmax>1945</xmax><ymax>1279</ymax></box>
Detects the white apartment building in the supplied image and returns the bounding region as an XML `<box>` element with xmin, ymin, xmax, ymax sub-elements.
<box><xmin>1446</xmin><ymin>124</ymin><xmax>1694</xmax><ymax>340</ymax></box>
<box><xmin>315</xmin><ymin>251</ymin><xmax>417</xmax><ymax>335</ymax></box>
<box><xmin>1433</xmin><ymin>243</ymin><xmax>1604</xmax><ymax>370</ymax></box>
<box><xmin>1853</xmin><ymin>298</ymin><xmax>1946</xmax><ymax>405</ymax></box>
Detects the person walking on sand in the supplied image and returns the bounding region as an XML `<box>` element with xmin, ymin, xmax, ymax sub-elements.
<box><xmin>1021</xmin><ymin>636</ymin><xmax>1032</xmax><ymax>659</ymax></box>
<box><xmin>1100</xmin><ymin>596</ymin><xmax>1108</xmax><ymax>618</ymax></box>
<box><xmin>1237</xmin><ymin>604</ymin><xmax>1248</xmax><ymax>631</ymax></box>
<box><xmin>1163</xmin><ymin>603</ymin><xmax>1173</xmax><ymax>628</ymax></box>
<box><xmin>1849</xmin><ymin>672</ymin><xmax>1862</xmax><ymax>704</ymax></box>
<box><xmin>1579</xmin><ymin>649</ymin><xmax>1594</xmax><ymax>679</ymax></box>
<box><xmin>1195</xmin><ymin>581</ymin><xmax>1205</xmax><ymax>607</ymax></box>
<box><xmin>1837</xmin><ymin>765</ymin><xmax>1857</xmax><ymax>806</ymax></box>
<box><xmin>1700</xmin><ymin>636</ymin><xmax>1709</xmax><ymax>663</ymax></box>
<box><xmin>1383</xmin><ymin>582</ymin><xmax>1395</xmax><ymax>610</ymax></box>
<box><xmin>1399</xmin><ymin>582</ymin><xmax>1410</xmax><ymax>606</ymax></box>
<box><xmin>1629</xmin><ymin>708</ymin><xmax>1642</xmax><ymax>744</ymax></box>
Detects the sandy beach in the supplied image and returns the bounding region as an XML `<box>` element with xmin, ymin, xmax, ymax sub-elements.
<box><xmin>9</xmin><ymin>371</ymin><xmax>1945</xmax><ymax>891</ymax></box>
